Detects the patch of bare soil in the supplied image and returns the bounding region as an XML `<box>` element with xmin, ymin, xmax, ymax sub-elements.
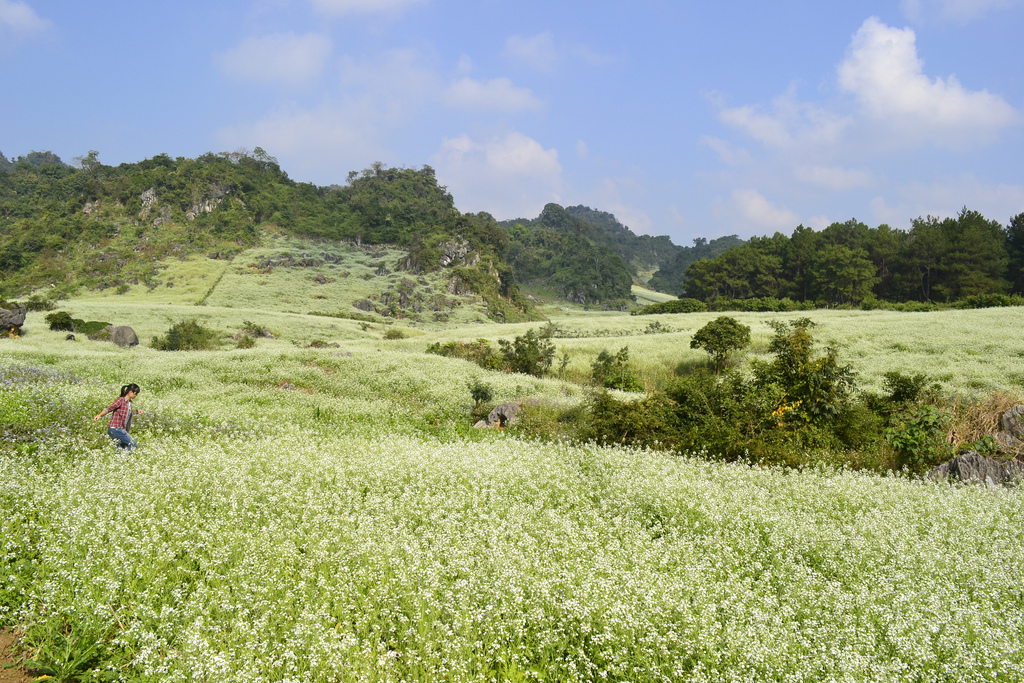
<box><xmin>0</xmin><ymin>630</ymin><xmax>30</xmax><ymax>683</ymax></box>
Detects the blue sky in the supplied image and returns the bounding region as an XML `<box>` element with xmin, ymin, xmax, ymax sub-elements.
<box><xmin>2</xmin><ymin>0</ymin><xmax>1022</xmax><ymax>245</ymax></box>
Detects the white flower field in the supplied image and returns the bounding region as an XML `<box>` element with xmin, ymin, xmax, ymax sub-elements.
<box><xmin>2</xmin><ymin>301</ymin><xmax>1023</xmax><ymax>681</ymax></box>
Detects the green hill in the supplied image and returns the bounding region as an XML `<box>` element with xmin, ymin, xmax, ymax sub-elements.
<box><xmin>563</xmin><ymin>204</ymin><xmax>680</xmax><ymax>277</ymax></box>
<box><xmin>0</xmin><ymin>150</ymin><xmax>535</xmax><ymax>321</ymax></box>
<box><xmin>502</xmin><ymin>203</ymin><xmax>745</xmax><ymax>297</ymax></box>
<box><xmin>501</xmin><ymin>204</ymin><xmax>634</xmax><ymax>307</ymax></box>
<box><xmin>646</xmin><ymin>234</ymin><xmax>747</xmax><ymax>295</ymax></box>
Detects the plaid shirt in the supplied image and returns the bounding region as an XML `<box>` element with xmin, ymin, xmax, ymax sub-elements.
<box><xmin>105</xmin><ymin>396</ymin><xmax>134</xmax><ymax>431</ymax></box>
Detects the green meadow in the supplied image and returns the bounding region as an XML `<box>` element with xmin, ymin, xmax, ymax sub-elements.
<box><xmin>2</xmin><ymin>245</ymin><xmax>1024</xmax><ymax>681</ymax></box>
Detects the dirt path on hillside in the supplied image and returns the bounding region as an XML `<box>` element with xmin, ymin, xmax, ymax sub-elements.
<box><xmin>0</xmin><ymin>630</ymin><xmax>31</xmax><ymax>683</ymax></box>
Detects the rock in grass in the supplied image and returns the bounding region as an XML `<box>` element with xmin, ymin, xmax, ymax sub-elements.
<box><xmin>88</xmin><ymin>325</ymin><xmax>139</xmax><ymax>347</ymax></box>
<box><xmin>0</xmin><ymin>303</ymin><xmax>26</xmax><ymax>335</ymax></box>
<box><xmin>996</xmin><ymin>405</ymin><xmax>1024</xmax><ymax>454</ymax></box>
<box><xmin>927</xmin><ymin>450</ymin><xmax>1024</xmax><ymax>487</ymax></box>
<box><xmin>475</xmin><ymin>401</ymin><xmax>522</xmax><ymax>429</ymax></box>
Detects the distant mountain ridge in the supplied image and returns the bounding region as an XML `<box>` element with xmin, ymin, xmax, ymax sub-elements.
<box><xmin>501</xmin><ymin>204</ymin><xmax>746</xmax><ymax>296</ymax></box>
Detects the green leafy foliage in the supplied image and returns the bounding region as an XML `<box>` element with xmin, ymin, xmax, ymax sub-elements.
<box><xmin>631</xmin><ymin>297</ymin><xmax>708</xmax><ymax>315</ymax></box>
<box><xmin>426</xmin><ymin>339</ymin><xmax>502</xmax><ymax>370</ymax></box>
<box><xmin>646</xmin><ymin>234</ymin><xmax>747</xmax><ymax>295</ymax></box>
<box><xmin>0</xmin><ymin>152</ymin><xmax>532</xmax><ymax>318</ymax></box>
<box><xmin>886</xmin><ymin>405</ymin><xmax>951</xmax><ymax>472</ymax></box>
<box><xmin>499</xmin><ymin>328</ymin><xmax>556</xmax><ymax>377</ymax></box>
<box><xmin>591</xmin><ymin>346</ymin><xmax>643</xmax><ymax>391</ymax></box>
<box><xmin>690</xmin><ymin>316</ymin><xmax>751</xmax><ymax>374</ymax></box>
<box><xmin>585</xmin><ymin>318</ymin><xmax>888</xmax><ymax>467</ymax></box>
<box><xmin>753</xmin><ymin>318</ymin><xmax>855</xmax><ymax>425</ymax></box>
<box><xmin>503</xmin><ymin>204</ymin><xmax>634</xmax><ymax>304</ymax></box>
<box><xmin>682</xmin><ymin>211</ymin><xmax>1024</xmax><ymax>306</ymax></box>
<box><xmin>151</xmin><ymin>319</ymin><xmax>218</xmax><ymax>351</ymax></box>
<box><xmin>467</xmin><ymin>377</ymin><xmax>494</xmax><ymax>407</ymax></box>
<box><xmin>45</xmin><ymin>311</ymin><xmax>74</xmax><ymax>331</ymax></box>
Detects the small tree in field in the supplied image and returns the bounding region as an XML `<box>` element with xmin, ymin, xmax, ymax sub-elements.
<box><xmin>690</xmin><ymin>316</ymin><xmax>751</xmax><ymax>374</ymax></box>
<box><xmin>499</xmin><ymin>329</ymin><xmax>555</xmax><ymax>377</ymax></box>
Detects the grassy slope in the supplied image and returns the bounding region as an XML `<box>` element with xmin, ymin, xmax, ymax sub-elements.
<box><xmin>2</xmin><ymin>243</ymin><xmax>1024</xmax><ymax>680</ymax></box>
<box><xmin>46</xmin><ymin>237</ymin><xmax>1024</xmax><ymax>396</ymax></box>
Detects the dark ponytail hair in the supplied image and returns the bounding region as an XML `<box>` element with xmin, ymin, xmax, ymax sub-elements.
<box><xmin>120</xmin><ymin>383</ymin><xmax>141</xmax><ymax>397</ymax></box>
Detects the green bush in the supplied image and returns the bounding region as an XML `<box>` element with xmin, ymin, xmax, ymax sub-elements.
<box><xmin>498</xmin><ymin>329</ymin><xmax>555</xmax><ymax>377</ymax></box>
<box><xmin>426</xmin><ymin>339</ymin><xmax>501</xmax><ymax>370</ymax></box>
<box><xmin>383</xmin><ymin>328</ymin><xmax>406</xmax><ymax>340</ymax></box>
<box><xmin>467</xmin><ymin>378</ymin><xmax>493</xmax><ymax>407</ymax></box>
<box><xmin>630</xmin><ymin>298</ymin><xmax>707</xmax><ymax>315</ymax></box>
<box><xmin>152</xmin><ymin>319</ymin><xmax>218</xmax><ymax>351</ymax></box>
<box><xmin>507</xmin><ymin>400</ymin><xmax>587</xmax><ymax>442</ymax></box>
<box><xmin>236</xmin><ymin>334</ymin><xmax>256</xmax><ymax>349</ymax></box>
<box><xmin>752</xmin><ymin>318</ymin><xmax>855</xmax><ymax>425</ymax></box>
<box><xmin>708</xmin><ymin>297</ymin><xmax>814</xmax><ymax>312</ymax></box>
<box><xmin>22</xmin><ymin>294</ymin><xmax>56</xmax><ymax>312</ymax></box>
<box><xmin>241</xmin><ymin>320</ymin><xmax>268</xmax><ymax>337</ymax></box>
<box><xmin>585</xmin><ymin>391</ymin><xmax>682</xmax><ymax>451</ymax></box>
<box><xmin>886</xmin><ymin>405</ymin><xmax>951</xmax><ymax>472</ymax></box>
<box><xmin>591</xmin><ymin>346</ymin><xmax>644</xmax><ymax>391</ymax></box>
<box><xmin>73</xmin><ymin>319</ymin><xmax>112</xmax><ymax>335</ymax></box>
<box><xmin>954</xmin><ymin>293</ymin><xmax>1024</xmax><ymax>309</ymax></box>
<box><xmin>45</xmin><ymin>311</ymin><xmax>74</xmax><ymax>332</ymax></box>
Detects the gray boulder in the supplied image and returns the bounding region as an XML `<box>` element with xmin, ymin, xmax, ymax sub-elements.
<box><xmin>0</xmin><ymin>303</ymin><xmax>26</xmax><ymax>334</ymax></box>
<box><xmin>927</xmin><ymin>450</ymin><xmax>1024</xmax><ymax>487</ymax></box>
<box><xmin>353</xmin><ymin>299</ymin><xmax>374</xmax><ymax>312</ymax></box>
<box><xmin>89</xmin><ymin>325</ymin><xmax>139</xmax><ymax>347</ymax></box>
<box><xmin>996</xmin><ymin>405</ymin><xmax>1024</xmax><ymax>454</ymax></box>
<box><xmin>474</xmin><ymin>401</ymin><xmax>522</xmax><ymax>429</ymax></box>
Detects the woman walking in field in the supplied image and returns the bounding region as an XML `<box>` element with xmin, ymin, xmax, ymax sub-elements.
<box><xmin>94</xmin><ymin>383</ymin><xmax>144</xmax><ymax>451</ymax></box>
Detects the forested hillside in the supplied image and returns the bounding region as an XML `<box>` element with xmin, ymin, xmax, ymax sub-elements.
<box><xmin>646</xmin><ymin>234</ymin><xmax>747</xmax><ymax>295</ymax></box>
<box><xmin>500</xmin><ymin>204</ymin><xmax>635</xmax><ymax>306</ymax></box>
<box><xmin>500</xmin><ymin>204</ymin><xmax>704</xmax><ymax>300</ymax></box>
<box><xmin>680</xmin><ymin>213</ymin><xmax>1024</xmax><ymax>305</ymax></box>
<box><xmin>0</xmin><ymin>150</ymin><xmax>532</xmax><ymax>319</ymax></box>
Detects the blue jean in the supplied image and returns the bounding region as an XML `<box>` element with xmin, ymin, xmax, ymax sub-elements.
<box><xmin>108</xmin><ymin>427</ymin><xmax>137</xmax><ymax>451</ymax></box>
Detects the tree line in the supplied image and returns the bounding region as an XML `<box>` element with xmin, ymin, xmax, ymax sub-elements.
<box><xmin>682</xmin><ymin>210</ymin><xmax>1024</xmax><ymax>305</ymax></box>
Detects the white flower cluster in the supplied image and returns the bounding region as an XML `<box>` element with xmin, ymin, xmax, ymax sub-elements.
<box><xmin>4</xmin><ymin>430</ymin><xmax>1023</xmax><ymax>681</ymax></box>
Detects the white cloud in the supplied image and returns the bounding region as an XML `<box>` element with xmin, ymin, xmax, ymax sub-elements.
<box><xmin>714</xmin><ymin>87</ymin><xmax>851</xmax><ymax>151</ymax></box>
<box><xmin>335</xmin><ymin>48</ymin><xmax>441</xmax><ymax>126</ymax></box>
<box><xmin>701</xmin><ymin>136</ymin><xmax>753</xmax><ymax>166</ymax></box>
<box><xmin>218</xmin><ymin>101</ymin><xmax>390</xmax><ymax>182</ymax></box>
<box><xmin>901</xmin><ymin>0</ymin><xmax>1022</xmax><ymax>22</ymax></box>
<box><xmin>443</xmin><ymin>77</ymin><xmax>543</xmax><ymax>113</ymax></box>
<box><xmin>838</xmin><ymin>17</ymin><xmax>1021</xmax><ymax>148</ymax></box>
<box><xmin>503</xmin><ymin>32</ymin><xmax>614</xmax><ymax>72</ymax></box>
<box><xmin>215</xmin><ymin>33</ymin><xmax>332</xmax><ymax>87</ymax></box>
<box><xmin>584</xmin><ymin>178</ymin><xmax>654</xmax><ymax>235</ymax></box>
<box><xmin>454</xmin><ymin>54</ymin><xmax>474</xmax><ymax>75</ymax></box>
<box><xmin>795</xmin><ymin>165</ymin><xmax>874</xmax><ymax>191</ymax></box>
<box><xmin>217</xmin><ymin>51</ymin><xmax>442</xmax><ymax>182</ymax></box>
<box><xmin>732</xmin><ymin>189</ymin><xmax>801</xmax><ymax>231</ymax></box>
<box><xmin>339</xmin><ymin>48</ymin><xmax>438</xmax><ymax>94</ymax></box>
<box><xmin>575</xmin><ymin>140</ymin><xmax>589</xmax><ymax>159</ymax></box>
<box><xmin>870</xmin><ymin>175</ymin><xmax>1024</xmax><ymax>226</ymax></box>
<box><xmin>309</xmin><ymin>0</ymin><xmax>426</xmax><ymax>16</ymax></box>
<box><xmin>805</xmin><ymin>215</ymin><xmax>831</xmax><ymax>230</ymax></box>
<box><xmin>503</xmin><ymin>33</ymin><xmax>560</xmax><ymax>72</ymax></box>
<box><xmin>431</xmin><ymin>132</ymin><xmax>562</xmax><ymax>219</ymax></box>
<box><xmin>0</xmin><ymin>0</ymin><xmax>50</xmax><ymax>33</ymax></box>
